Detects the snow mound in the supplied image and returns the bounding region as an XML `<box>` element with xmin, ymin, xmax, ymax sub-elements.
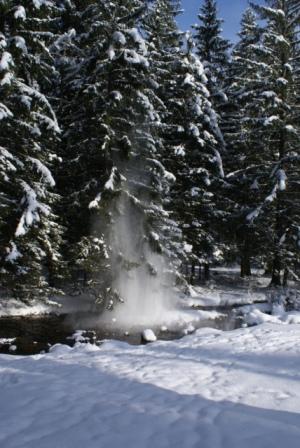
<box><xmin>240</xmin><ymin>304</ymin><xmax>300</xmax><ymax>326</ymax></box>
<box><xmin>142</xmin><ymin>329</ymin><xmax>157</xmax><ymax>342</ymax></box>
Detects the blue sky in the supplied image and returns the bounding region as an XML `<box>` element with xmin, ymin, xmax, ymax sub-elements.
<box><xmin>178</xmin><ymin>0</ymin><xmax>262</xmax><ymax>41</ymax></box>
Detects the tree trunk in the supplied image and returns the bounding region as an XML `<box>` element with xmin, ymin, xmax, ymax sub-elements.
<box><xmin>240</xmin><ymin>259</ymin><xmax>246</xmax><ymax>278</ymax></box>
<box><xmin>198</xmin><ymin>265</ymin><xmax>202</xmax><ymax>281</ymax></box>
<box><xmin>241</xmin><ymin>258</ymin><xmax>252</xmax><ymax>277</ymax></box>
<box><xmin>270</xmin><ymin>254</ymin><xmax>282</xmax><ymax>286</ymax></box>
<box><xmin>185</xmin><ymin>263</ymin><xmax>189</xmax><ymax>277</ymax></box>
<box><xmin>270</xmin><ymin>66</ymin><xmax>287</xmax><ymax>286</ymax></box>
<box><xmin>190</xmin><ymin>262</ymin><xmax>196</xmax><ymax>285</ymax></box>
<box><xmin>263</xmin><ymin>261</ymin><xmax>273</xmax><ymax>276</ymax></box>
<box><xmin>204</xmin><ymin>263</ymin><xmax>210</xmax><ymax>282</ymax></box>
<box><xmin>240</xmin><ymin>238</ymin><xmax>252</xmax><ymax>278</ymax></box>
<box><xmin>283</xmin><ymin>268</ymin><xmax>289</xmax><ymax>287</ymax></box>
<box><xmin>83</xmin><ymin>270</ymin><xmax>88</xmax><ymax>287</ymax></box>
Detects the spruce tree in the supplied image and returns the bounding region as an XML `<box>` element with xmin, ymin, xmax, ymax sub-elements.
<box><xmin>193</xmin><ymin>0</ymin><xmax>231</xmax><ymax>151</ymax></box>
<box><xmin>58</xmin><ymin>0</ymin><xmax>185</xmax><ymax>307</ymax></box>
<box><xmin>248</xmin><ymin>0</ymin><xmax>300</xmax><ymax>285</ymax></box>
<box><xmin>228</xmin><ymin>1</ymin><xmax>300</xmax><ymax>284</ymax></box>
<box><xmin>0</xmin><ymin>0</ymin><xmax>64</xmax><ymax>301</ymax></box>
<box><xmin>144</xmin><ymin>1</ymin><xmax>226</xmax><ymax>282</ymax></box>
<box><xmin>167</xmin><ymin>36</ymin><xmax>227</xmax><ymax>280</ymax></box>
<box><xmin>225</xmin><ymin>8</ymin><xmax>265</xmax><ymax>277</ymax></box>
<box><xmin>143</xmin><ymin>0</ymin><xmax>189</xmax><ymax>270</ymax></box>
<box><xmin>53</xmin><ymin>0</ymin><xmax>112</xmax><ymax>299</ymax></box>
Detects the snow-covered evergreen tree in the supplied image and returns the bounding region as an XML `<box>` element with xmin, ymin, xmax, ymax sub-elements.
<box><xmin>227</xmin><ymin>1</ymin><xmax>300</xmax><ymax>284</ymax></box>
<box><xmin>248</xmin><ymin>0</ymin><xmax>300</xmax><ymax>285</ymax></box>
<box><xmin>53</xmin><ymin>0</ymin><xmax>111</xmax><ymax>296</ymax></box>
<box><xmin>57</xmin><ymin>0</ymin><xmax>185</xmax><ymax>306</ymax></box>
<box><xmin>166</xmin><ymin>36</ymin><xmax>227</xmax><ymax>277</ymax></box>
<box><xmin>0</xmin><ymin>0</ymin><xmax>64</xmax><ymax>301</ymax></box>
<box><xmin>225</xmin><ymin>8</ymin><xmax>265</xmax><ymax>276</ymax></box>
<box><xmin>142</xmin><ymin>0</ymin><xmax>189</xmax><ymax>269</ymax></box>
<box><xmin>144</xmin><ymin>1</ymin><xmax>226</xmax><ymax>281</ymax></box>
<box><xmin>193</xmin><ymin>0</ymin><xmax>231</xmax><ymax>151</ymax></box>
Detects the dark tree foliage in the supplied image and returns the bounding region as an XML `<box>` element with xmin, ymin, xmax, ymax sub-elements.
<box><xmin>1</xmin><ymin>0</ymin><xmax>299</xmax><ymax>308</ymax></box>
<box><xmin>0</xmin><ymin>0</ymin><xmax>64</xmax><ymax>301</ymax></box>
<box><xmin>193</xmin><ymin>0</ymin><xmax>231</xmax><ymax>151</ymax></box>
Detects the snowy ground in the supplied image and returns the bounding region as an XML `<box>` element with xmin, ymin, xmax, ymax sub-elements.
<box><xmin>1</xmin><ymin>323</ymin><xmax>300</xmax><ymax>448</ymax></box>
<box><xmin>0</xmin><ymin>295</ymin><xmax>96</xmax><ymax>317</ymax></box>
<box><xmin>187</xmin><ymin>285</ymin><xmax>268</xmax><ymax>307</ymax></box>
<box><xmin>188</xmin><ymin>268</ymin><xmax>299</xmax><ymax>309</ymax></box>
<box><xmin>1</xmin><ymin>267</ymin><xmax>298</xmax><ymax>317</ymax></box>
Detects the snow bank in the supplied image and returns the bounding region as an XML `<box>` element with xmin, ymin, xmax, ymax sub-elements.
<box><xmin>241</xmin><ymin>304</ymin><xmax>300</xmax><ymax>326</ymax></box>
<box><xmin>0</xmin><ymin>297</ymin><xmax>55</xmax><ymax>317</ymax></box>
<box><xmin>1</xmin><ymin>324</ymin><xmax>300</xmax><ymax>448</ymax></box>
<box><xmin>0</xmin><ymin>292</ymin><xmax>100</xmax><ymax>317</ymax></box>
<box><xmin>189</xmin><ymin>285</ymin><xmax>268</xmax><ymax>307</ymax></box>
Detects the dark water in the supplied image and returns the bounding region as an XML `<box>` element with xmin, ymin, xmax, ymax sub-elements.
<box><xmin>0</xmin><ymin>308</ymin><xmax>243</xmax><ymax>356</ymax></box>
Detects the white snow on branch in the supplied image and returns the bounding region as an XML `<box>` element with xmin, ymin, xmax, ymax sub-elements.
<box><xmin>113</xmin><ymin>31</ymin><xmax>126</xmax><ymax>46</ymax></box>
<box><xmin>89</xmin><ymin>193</ymin><xmax>102</xmax><ymax>210</ymax></box>
<box><xmin>14</xmin><ymin>6</ymin><xmax>26</xmax><ymax>20</ymax></box>
<box><xmin>107</xmin><ymin>45</ymin><xmax>115</xmax><ymax>60</ymax></box>
<box><xmin>0</xmin><ymin>34</ymin><xmax>7</xmax><ymax>50</ymax></box>
<box><xmin>1</xmin><ymin>71</ymin><xmax>13</xmax><ymax>86</ymax></box>
<box><xmin>137</xmin><ymin>91</ymin><xmax>158</xmax><ymax>121</ymax></box>
<box><xmin>29</xmin><ymin>157</ymin><xmax>55</xmax><ymax>187</ymax></box>
<box><xmin>264</xmin><ymin>115</ymin><xmax>279</xmax><ymax>126</ymax></box>
<box><xmin>265</xmin><ymin>184</ymin><xmax>278</xmax><ymax>202</ymax></box>
<box><xmin>0</xmin><ymin>146</ymin><xmax>19</xmax><ymax>173</ymax></box>
<box><xmin>276</xmin><ymin>77</ymin><xmax>288</xmax><ymax>86</ymax></box>
<box><xmin>191</xmin><ymin>187</ymin><xmax>201</xmax><ymax>197</ymax></box>
<box><xmin>111</xmin><ymin>91</ymin><xmax>123</xmax><ymax>102</ymax></box>
<box><xmin>284</xmin><ymin>63</ymin><xmax>293</xmax><ymax>73</ymax></box>
<box><xmin>17</xmin><ymin>81</ymin><xmax>60</xmax><ymax>132</ymax></box>
<box><xmin>127</xmin><ymin>28</ymin><xmax>147</xmax><ymax>54</ymax></box>
<box><xmin>213</xmin><ymin>149</ymin><xmax>225</xmax><ymax>178</ymax></box>
<box><xmin>276</xmin><ymin>169</ymin><xmax>286</xmax><ymax>191</ymax></box>
<box><xmin>250</xmin><ymin>179</ymin><xmax>259</xmax><ymax>190</ymax></box>
<box><xmin>148</xmin><ymin>159</ymin><xmax>176</xmax><ymax>183</ymax></box>
<box><xmin>105</xmin><ymin>168</ymin><xmax>117</xmax><ymax>191</ymax></box>
<box><xmin>32</xmin><ymin>112</ymin><xmax>61</xmax><ymax>134</ymax></box>
<box><xmin>285</xmin><ymin>125</ymin><xmax>297</xmax><ymax>135</ymax></box>
<box><xmin>184</xmin><ymin>243</ymin><xmax>193</xmax><ymax>254</ymax></box>
<box><xmin>51</xmin><ymin>28</ymin><xmax>76</xmax><ymax>51</ymax></box>
<box><xmin>247</xmin><ymin>185</ymin><xmax>279</xmax><ymax>222</ymax></box>
<box><xmin>32</xmin><ymin>0</ymin><xmax>52</xmax><ymax>9</ymax></box>
<box><xmin>174</xmin><ymin>145</ymin><xmax>186</xmax><ymax>157</ymax></box>
<box><xmin>279</xmin><ymin>233</ymin><xmax>286</xmax><ymax>246</ymax></box>
<box><xmin>150</xmin><ymin>231</ymin><xmax>159</xmax><ymax>241</ymax></box>
<box><xmin>124</xmin><ymin>50</ymin><xmax>149</xmax><ymax>68</ymax></box>
<box><xmin>189</xmin><ymin>123</ymin><xmax>200</xmax><ymax>138</ymax></box>
<box><xmin>104</xmin><ymin>167</ymin><xmax>125</xmax><ymax>191</ymax></box>
<box><xmin>14</xmin><ymin>36</ymin><xmax>27</xmax><ymax>53</ymax></box>
<box><xmin>0</xmin><ymin>103</ymin><xmax>13</xmax><ymax>120</ymax></box>
<box><xmin>0</xmin><ymin>52</ymin><xmax>13</xmax><ymax>71</ymax></box>
<box><xmin>246</xmin><ymin>206</ymin><xmax>262</xmax><ymax>223</ymax></box>
<box><xmin>15</xmin><ymin>182</ymin><xmax>50</xmax><ymax>237</ymax></box>
<box><xmin>164</xmin><ymin>170</ymin><xmax>176</xmax><ymax>183</ymax></box>
<box><xmin>183</xmin><ymin>73</ymin><xmax>195</xmax><ymax>87</ymax></box>
<box><xmin>5</xmin><ymin>242</ymin><xmax>22</xmax><ymax>263</ymax></box>
<box><xmin>262</xmin><ymin>91</ymin><xmax>276</xmax><ymax>99</ymax></box>
<box><xmin>264</xmin><ymin>7</ymin><xmax>285</xmax><ymax>18</ymax></box>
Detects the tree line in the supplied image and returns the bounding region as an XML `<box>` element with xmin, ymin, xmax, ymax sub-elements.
<box><xmin>0</xmin><ymin>0</ymin><xmax>299</xmax><ymax>306</ymax></box>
